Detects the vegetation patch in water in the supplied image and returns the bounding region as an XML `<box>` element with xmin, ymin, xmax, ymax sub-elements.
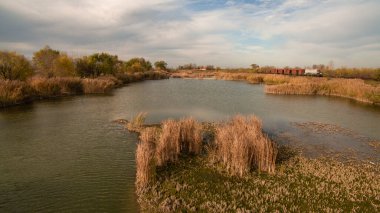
<box><xmin>121</xmin><ymin>113</ymin><xmax>380</xmax><ymax>212</ymax></box>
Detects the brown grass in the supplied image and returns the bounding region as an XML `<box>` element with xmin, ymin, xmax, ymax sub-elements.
<box><xmin>136</xmin><ymin>127</ymin><xmax>158</xmax><ymax>190</ymax></box>
<box><xmin>127</xmin><ymin>112</ymin><xmax>147</xmax><ymax>132</ymax></box>
<box><xmin>0</xmin><ymin>79</ymin><xmax>30</xmax><ymax>107</ymax></box>
<box><xmin>209</xmin><ymin>71</ymin><xmax>380</xmax><ymax>104</ymax></box>
<box><xmin>213</xmin><ymin>115</ymin><xmax>277</xmax><ymax>176</ymax></box>
<box><xmin>135</xmin><ymin>117</ymin><xmax>203</xmax><ymax>189</ymax></box>
<box><xmin>265</xmin><ymin>77</ymin><xmax>380</xmax><ymax>104</ymax></box>
<box><xmin>156</xmin><ymin>119</ymin><xmax>181</xmax><ymax>166</ymax></box>
<box><xmin>28</xmin><ymin>77</ymin><xmax>83</xmax><ymax>98</ymax></box>
<box><xmin>156</xmin><ymin>118</ymin><xmax>202</xmax><ymax>166</ymax></box>
<box><xmin>179</xmin><ymin>118</ymin><xmax>203</xmax><ymax>154</ymax></box>
<box><xmin>82</xmin><ymin>76</ymin><xmax>120</xmax><ymax>94</ymax></box>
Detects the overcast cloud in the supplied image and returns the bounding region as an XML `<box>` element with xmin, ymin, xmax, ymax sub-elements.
<box><xmin>0</xmin><ymin>0</ymin><xmax>379</xmax><ymax>68</ymax></box>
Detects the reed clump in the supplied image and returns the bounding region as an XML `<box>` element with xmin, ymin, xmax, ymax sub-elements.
<box><xmin>127</xmin><ymin>112</ymin><xmax>148</xmax><ymax>132</ymax></box>
<box><xmin>0</xmin><ymin>79</ymin><xmax>31</xmax><ymax>107</ymax></box>
<box><xmin>28</xmin><ymin>77</ymin><xmax>83</xmax><ymax>98</ymax></box>
<box><xmin>134</xmin><ymin>116</ymin><xmax>203</xmax><ymax>190</ymax></box>
<box><xmin>82</xmin><ymin>76</ymin><xmax>120</xmax><ymax>94</ymax></box>
<box><xmin>156</xmin><ymin>118</ymin><xmax>202</xmax><ymax>166</ymax></box>
<box><xmin>136</xmin><ymin>127</ymin><xmax>159</xmax><ymax>190</ymax></box>
<box><xmin>213</xmin><ymin>115</ymin><xmax>277</xmax><ymax>176</ymax></box>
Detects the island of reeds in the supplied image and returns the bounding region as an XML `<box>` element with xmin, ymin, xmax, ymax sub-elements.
<box><xmin>117</xmin><ymin>113</ymin><xmax>380</xmax><ymax>212</ymax></box>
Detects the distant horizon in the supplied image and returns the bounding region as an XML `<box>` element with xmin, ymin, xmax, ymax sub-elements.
<box><xmin>1</xmin><ymin>0</ymin><xmax>380</xmax><ymax>68</ymax></box>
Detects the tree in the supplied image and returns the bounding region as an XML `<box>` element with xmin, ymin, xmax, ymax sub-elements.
<box><xmin>75</xmin><ymin>56</ymin><xmax>95</xmax><ymax>77</ymax></box>
<box><xmin>251</xmin><ymin>64</ymin><xmax>259</xmax><ymax>69</ymax></box>
<box><xmin>0</xmin><ymin>51</ymin><xmax>33</xmax><ymax>80</ymax></box>
<box><xmin>125</xmin><ymin>58</ymin><xmax>152</xmax><ymax>73</ymax></box>
<box><xmin>33</xmin><ymin>45</ymin><xmax>60</xmax><ymax>77</ymax></box>
<box><xmin>89</xmin><ymin>53</ymin><xmax>119</xmax><ymax>77</ymax></box>
<box><xmin>53</xmin><ymin>54</ymin><xmax>76</xmax><ymax>77</ymax></box>
<box><xmin>154</xmin><ymin>60</ymin><xmax>167</xmax><ymax>71</ymax></box>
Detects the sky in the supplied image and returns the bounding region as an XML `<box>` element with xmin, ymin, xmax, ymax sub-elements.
<box><xmin>0</xmin><ymin>0</ymin><xmax>379</xmax><ymax>68</ymax></box>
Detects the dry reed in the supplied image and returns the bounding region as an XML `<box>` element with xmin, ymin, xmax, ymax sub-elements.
<box><xmin>0</xmin><ymin>79</ymin><xmax>30</xmax><ymax>107</ymax></box>
<box><xmin>214</xmin><ymin>115</ymin><xmax>277</xmax><ymax>176</ymax></box>
<box><xmin>127</xmin><ymin>112</ymin><xmax>147</xmax><ymax>132</ymax></box>
<box><xmin>156</xmin><ymin>119</ymin><xmax>181</xmax><ymax>166</ymax></box>
<box><xmin>136</xmin><ymin>127</ymin><xmax>159</xmax><ymax>190</ymax></box>
<box><xmin>82</xmin><ymin>77</ymin><xmax>119</xmax><ymax>94</ymax></box>
<box><xmin>265</xmin><ymin>78</ymin><xmax>380</xmax><ymax>104</ymax></box>
<box><xmin>28</xmin><ymin>77</ymin><xmax>83</xmax><ymax>97</ymax></box>
<box><xmin>155</xmin><ymin>118</ymin><xmax>203</xmax><ymax>166</ymax></box>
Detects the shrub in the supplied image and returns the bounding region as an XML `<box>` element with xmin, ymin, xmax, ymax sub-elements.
<box><xmin>0</xmin><ymin>51</ymin><xmax>33</xmax><ymax>80</ymax></box>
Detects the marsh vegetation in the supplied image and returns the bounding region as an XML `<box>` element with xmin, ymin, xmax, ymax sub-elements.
<box><xmin>127</xmin><ymin>113</ymin><xmax>380</xmax><ymax>212</ymax></box>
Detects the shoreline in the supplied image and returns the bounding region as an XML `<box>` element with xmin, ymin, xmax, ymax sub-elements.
<box><xmin>0</xmin><ymin>72</ymin><xmax>169</xmax><ymax>109</ymax></box>
<box><xmin>170</xmin><ymin>71</ymin><xmax>380</xmax><ymax>106</ymax></box>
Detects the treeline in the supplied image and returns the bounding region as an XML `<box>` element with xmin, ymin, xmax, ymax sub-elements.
<box><xmin>0</xmin><ymin>46</ymin><xmax>169</xmax><ymax>107</ymax></box>
<box><xmin>176</xmin><ymin>63</ymin><xmax>220</xmax><ymax>71</ymax></box>
<box><xmin>0</xmin><ymin>46</ymin><xmax>169</xmax><ymax>81</ymax></box>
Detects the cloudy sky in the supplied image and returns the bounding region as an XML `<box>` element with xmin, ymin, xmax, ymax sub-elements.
<box><xmin>0</xmin><ymin>0</ymin><xmax>379</xmax><ymax>68</ymax></box>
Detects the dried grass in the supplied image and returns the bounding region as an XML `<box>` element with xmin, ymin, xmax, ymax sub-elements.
<box><xmin>156</xmin><ymin>119</ymin><xmax>181</xmax><ymax>166</ymax></box>
<box><xmin>127</xmin><ymin>112</ymin><xmax>147</xmax><ymax>132</ymax></box>
<box><xmin>265</xmin><ymin>78</ymin><xmax>380</xmax><ymax>104</ymax></box>
<box><xmin>29</xmin><ymin>77</ymin><xmax>83</xmax><ymax>97</ymax></box>
<box><xmin>136</xmin><ymin>127</ymin><xmax>159</xmax><ymax>190</ymax></box>
<box><xmin>214</xmin><ymin>115</ymin><xmax>277</xmax><ymax>176</ymax></box>
<box><xmin>82</xmin><ymin>76</ymin><xmax>119</xmax><ymax>94</ymax></box>
<box><xmin>155</xmin><ymin>118</ymin><xmax>202</xmax><ymax>166</ymax></box>
<box><xmin>0</xmin><ymin>79</ymin><xmax>30</xmax><ymax>107</ymax></box>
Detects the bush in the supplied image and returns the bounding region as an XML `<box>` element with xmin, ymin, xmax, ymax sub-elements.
<box><xmin>0</xmin><ymin>51</ymin><xmax>33</xmax><ymax>80</ymax></box>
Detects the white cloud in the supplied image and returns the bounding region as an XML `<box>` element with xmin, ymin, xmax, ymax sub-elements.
<box><xmin>0</xmin><ymin>0</ymin><xmax>379</xmax><ymax>68</ymax></box>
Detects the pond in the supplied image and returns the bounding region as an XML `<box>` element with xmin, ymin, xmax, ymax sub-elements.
<box><xmin>1</xmin><ymin>78</ymin><xmax>379</xmax><ymax>212</ymax></box>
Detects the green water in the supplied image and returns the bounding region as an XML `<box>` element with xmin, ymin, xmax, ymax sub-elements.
<box><xmin>1</xmin><ymin>78</ymin><xmax>379</xmax><ymax>212</ymax></box>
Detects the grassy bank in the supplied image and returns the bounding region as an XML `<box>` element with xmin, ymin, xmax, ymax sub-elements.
<box><xmin>171</xmin><ymin>71</ymin><xmax>380</xmax><ymax>105</ymax></box>
<box><xmin>124</xmin><ymin>114</ymin><xmax>380</xmax><ymax>212</ymax></box>
<box><xmin>0</xmin><ymin>71</ymin><xmax>169</xmax><ymax>107</ymax></box>
<box><xmin>139</xmin><ymin>156</ymin><xmax>379</xmax><ymax>212</ymax></box>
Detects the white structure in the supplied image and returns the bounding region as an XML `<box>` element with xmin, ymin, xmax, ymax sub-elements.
<box><xmin>305</xmin><ymin>69</ymin><xmax>321</xmax><ymax>75</ymax></box>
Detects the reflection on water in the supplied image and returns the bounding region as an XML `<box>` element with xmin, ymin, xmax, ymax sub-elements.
<box><xmin>0</xmin><ymin>78</ymin><xmax>379</xmax><ymax>212</ymax></box>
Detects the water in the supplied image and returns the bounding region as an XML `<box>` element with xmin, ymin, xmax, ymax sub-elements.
<box><xmin>1</xmin><ymin>78</ymin><xmax>379</xmax><ymax>212</ymax></box>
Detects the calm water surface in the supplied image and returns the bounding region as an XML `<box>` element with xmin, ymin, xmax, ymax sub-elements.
<box><xmin>1</xmin><ymin>79</ymin><xmax>379</xmax><ymax>212</ymax></box>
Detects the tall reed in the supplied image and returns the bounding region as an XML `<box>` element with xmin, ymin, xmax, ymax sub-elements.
<box><xmin>214</xmin><ymin>115</ymin><xmax>277</xmax><ymax>176</ymax></box>
<box><xmin>136</xmin><ymin>127</ymin><xmax>158</xmax><ymax>190</ymax></box>
<box><xmin>82</xmin><ymin>76</ymin><xmax>119</xmax><ymax>94</ymax></box>
<box><xmin>28</xmin><ymin>77</ymin><xmax>83</xmax><ymax>98</ymax></box>
<box><xmin>156</xmin><ymin>118</ymin><xmax>203</xmax><ymax>166</ymax></box>
<box><xmin>265</xmin><ymin>78</ymin><xmax>380</xmax><ymax>104</ymax></box>
<box><xmin>0</xmin><ymin>80</ymin><xmax>30</xmax><ymax>107</ymax></box>
<box><xmin>127</xmin><ymin>112</ymin><xmax>147</xmax><ymax>132</ymax></box>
